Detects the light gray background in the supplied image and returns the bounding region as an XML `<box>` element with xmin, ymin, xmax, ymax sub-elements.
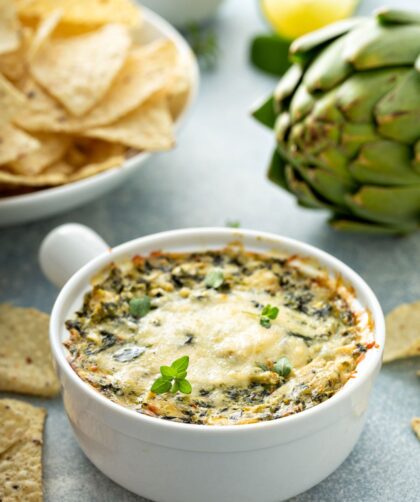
<box><xmin>0</xmin><ymin>0</ymin><xmax>419</xmax><ymax>500</ymax></box>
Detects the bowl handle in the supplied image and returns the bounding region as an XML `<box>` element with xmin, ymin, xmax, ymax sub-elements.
<box><xmin>39</xmin><ymin>223</ymin><xmax>109</xmax><ymax>288</ymax></box>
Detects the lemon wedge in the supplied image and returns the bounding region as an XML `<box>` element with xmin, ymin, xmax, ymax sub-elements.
<box><xmin>261</xmin><ymin>0</ymin><xmax>359</xmax><ymax>40</ymax></box>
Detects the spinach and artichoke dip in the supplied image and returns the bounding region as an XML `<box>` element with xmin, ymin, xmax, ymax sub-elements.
<box><xmin>65</xmin><ymin>245</ymin><xmax>374</xmax><ymax>425</ymax></box>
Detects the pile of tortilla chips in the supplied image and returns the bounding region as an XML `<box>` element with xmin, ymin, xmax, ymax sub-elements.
<box><xmin>0</xmin><ymin>0</ymin><xmax>191</xmax><ymax>198</ymax></box>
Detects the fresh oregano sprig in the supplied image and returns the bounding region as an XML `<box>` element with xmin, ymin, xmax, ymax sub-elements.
<box><xmin>260</xmin><ymin>304</ymin><xmax>279</xmax><ymax>329</ymax></box>
<box><xmin>151</xmin><ymin>355</ymin><xmax>192</xmax><ymax>395</ymax></box>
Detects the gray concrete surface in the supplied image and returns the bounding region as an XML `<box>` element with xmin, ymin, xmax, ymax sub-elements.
<box><xmin>0</xmin><ymin>0</ymin><xmax>419</xmax><ymax>500</ymax></box>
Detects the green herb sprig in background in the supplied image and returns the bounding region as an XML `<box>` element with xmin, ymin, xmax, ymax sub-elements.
<box><xmin>183</xmin><ymin>22</ymin><xmax>219</xmax><ymax>71</ymax></box>
<box><xmin>151</xmin><ymin>355</ymin><xmax>192</xmax><ymax>395</ymax></box>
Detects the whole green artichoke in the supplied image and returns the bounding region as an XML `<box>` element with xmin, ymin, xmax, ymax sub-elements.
<box><xmin>253</xmin><ymin>8</ymin><xmax>420</xmax><ymax>234</ymax></box>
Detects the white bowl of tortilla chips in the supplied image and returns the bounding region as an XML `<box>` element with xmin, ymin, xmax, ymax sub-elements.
<box><xmin>0</xmin><ymin>0</ymin><xmax>199</xmax><ymax>226</ymax></box>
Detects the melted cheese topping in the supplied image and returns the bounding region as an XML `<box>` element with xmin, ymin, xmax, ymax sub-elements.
<box><xmin>65</xmin><ymin>245</ymin><xmax>371</xmax><ymax>425</ymax></box>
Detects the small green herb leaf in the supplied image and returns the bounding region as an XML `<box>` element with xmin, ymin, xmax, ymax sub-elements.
<box><xmin>151</xmin><ymin>377</ymin><xmax>172</xmax><ymax>394</ymax></box>
<box><xmin>171</xmin><ymin>355</ymin><xmax>189</xmax><ymax>373</ymax></box>
<box><xmin>226</xmin><ymin>220</ymin><xmax>241</xmax><ymax>228</ymax></box>
<box><xmin>261</xmin><ymin>305</ymin><xmax>279</xmax><ymax>319</ymax></box>
<box><xmin>274</xmin><ymin>356</ymin><xmax>292</xmax><ymax>377</ymax></box>
<box><xmin>178</xmin><ymin>379</ymin><xmax>192</xmax><ymax>394</ymax></box>
<box><xmin>205</xmin><ymin>268</ymin><xmax>224</xmax><ymax>289</ymax></box>
<box><xmin>160</xmin><ymin>366</ymin><xmax>177</xmax><ymax>379</ymax></box>
<box><xmin>260</xmin><ymin>304</ymin><xmax>279</xmax><ymax>328</ymax></box>
<box><xmin>151</xmin><ymin>356</ymin><xmax>192</xmax><ymax>395</ymax></box>
<box><xmin>129</xmin><ymin>295</ymin><xmax>151</xmax><ymax>318</ymax></box>
<box><xmin>260</xmin><ymin>317</ymin><xmax>272</xmax><ymax>329</ymax></box>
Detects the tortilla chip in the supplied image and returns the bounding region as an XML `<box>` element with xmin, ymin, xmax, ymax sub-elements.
<box><xmin>0</xmin><ymin>169</ymin><xmax>68</xmax><ymax>186</ymax></box>
<box><xmin>16</xmin><ymin>40</ymin><xmax>177</xmax><ymax>132</ymax></box>
<box><xmin>27</xmin><ymin>8</ymin><xmax>62</xmax><ymax>60</ymax></box>
<box><xmin>30</xmin><ymin>23</ymin><xmax>131</xmax><ymax>116</ymax></box>
<box><xmin>69</xmin><ymin>155</ymin><xmax>124</xmax><ymax>182</ymax></box>
<box><xmin>0</xmin><ymin>304</ymin><xmax>60</xmax><ymax>396</ymax></box>
<box><xmin>167</xmin><ymin>61</ymin><xmax>192</xmax><ymax>120</ymax></box>
<box><xmin>412</xmin><ymin>417</ymin><xmax>420</xmax><ymax>441</ymax></box>
<box><xmin>8</xmin><ymin>132</ymin><xmax>70</xmax><ymax>175</ymax></box>
<box><xmin>0</xmin><ymin>401</ymin><xmax>29</xmax><ymax>456</ymax></box>
<box><xmin>0</xmin><ymin>73</ymin><xmax>26</xmax><ymax>127</ymax></box>
<box><xmin>0</xmin><ymin>125</ymin><xmax>39</xmax><ymax>165</ymax></box>
<box><xmin>16</xmin><ymin>0</ymin><xmax>142</xmax><ymax>30</ymax></box>
<box><xmin>0</xmin><ymin>51</ymin><xmax>26</xmax><ymax>81</ymax></box>
<box><xmin>0</xmin><ymin>399</ymin><xmax>45</xmax><ymax>502</ymax></box>
<box><xmin>43</xmin><ymin>159</ymin><xmax>75</xmax><ymax>177</ymax></box>
<box><xmin>0</xmin><ymin>0</ymin><xmax>21</xmax><ymax>55</ymax></box>
<box><xmin>383</xmin><ymin>301</ymin><xmax>420</xmax><ymax>363</ymax></box>
<box><xmin>84</xmin><ymin>94</ymin><xmax>174</xmax><ymax>151</ymax></box>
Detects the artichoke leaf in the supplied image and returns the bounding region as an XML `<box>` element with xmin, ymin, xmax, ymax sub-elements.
<box><xmin>252</xmin><ymin>94</ymin><xmax>276</xmax><ymax>129</ymax></box>
<box><xmin>285</xmin><ymin>165</ymin><xmax>332</xmax><ymax>209</ymax></box>
<box><xmin>340</xmin><ymin>123</ymin><xmax>379</xmax><ymax>158</ymax></box>
<box><xmin>303</xmin><ymin>36</ymin><xmax>352</xmax><ymax>93</ymax></box>
<box><xmin>311</xmin><ymin>89</ymin><xmax>344</xmax><ymax>123</ymax></box>
<box><xmin>349</xmin><ymin>140</ymin><xmax>420</xmax><ymax>185</ymax></box>
<box><xmin>289</xmin><ymin>83</ymin><xmax>315</xmax><ymax>122</ymax></box>
<box><xmin>376</xmin><ymin>70</ymin><xmax>420</xmax><ymax>143</ymax></box>
<box><xmin>273</xmin><ymin>65</ymin><xmax>302</xmax><ymax>112</ymax></box>
<box><xmin>330</xmin><ymin>217</ymin><xmax>418</xmax><ymax>235</ymax></box>
<box><xmin>376</xmin><ymin>8</ymin><xmax>420</xmax><ymax>26</ymax></box>
<box><xmin>267</xmin><ymin>149</ymin><xmax>289</xmax><ymax>189</ymax></box>
<box><xmin>344</xmin><ymin>21</ymin><xmax>420</xmax><ymax>69</ymax></box>
<box><xmin>274</xmin><ymin>112</ymin><xmax>291</xmax><ymax>143</ymax></box>
<box><xmin>295</xmin><ymin>165</ymin><xmax>356</xmax><ymax>207</ymax></box>
<box><xmin>301</xmin><ymin>119</ymin><xmax>340</xmax><ymax>155</ymax></box>
<box><xmin>413</xmin><ymin>141</ymin><xmax>420</xmax><ymax>174</ymax></box>
<box><xmin>337</xmin><ymin>68</ymin><xmax>409</xmax><ymax>123</ymax></box>
<box><xmin>290</xmin><ymin>18</ymin><xmax>365</xmax><ymax>64</ymax></box>
<box><xmin>316</xmin><ymin>147</ymin><xmax>349</xmax><ymax>177</ymax></box>
<box><xmin>346</xmin><ymin>185</ymin><xmax>420</xmax><ymax>225</ymax></box>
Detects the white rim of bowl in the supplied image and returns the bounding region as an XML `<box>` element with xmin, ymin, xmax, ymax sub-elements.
<box><xmin>50</xmin><ymin>227</ymin><xmax>385</xmax><ymax>434</ymax></box>
<box><xmin>0</xmin><ymin>6</ymin><xmax>200</xmax><ymax>209</ymax></box>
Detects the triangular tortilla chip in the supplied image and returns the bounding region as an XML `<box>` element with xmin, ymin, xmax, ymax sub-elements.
<box><xmin>30</xmin><ymin>23</ymin><xmax>131</xmax><ymax>116</ymax></box>
<box><xmin>8</xmin><ymin>132</ymin><xmax>70</xmax><ymax>175</ymax></box>
<box><xmin>69</xmin><ymin>155</ymin><xmax>124</xmax><ymax>182</ymax></box>
<box><xmin>0</xmin><ymin>305</ymin><xmax>60</xmax><ymax>396</ymax></box>
<box><xmin>0</xmin><ymin>125</ymin><xmax>39</xmax><ymax>165</ymax></box>
<box><xmin>16</xmin><ymin>0</ymin><xmax>142</xmax><ymax>30</ymax></box>
<box><xmin>28</xmin><ymin>8</ymin><xmax>62</xmax><ymax>60</ymax></box>
<box><xmin>383</xmin><ymin>301</ymin><xmax>420</xmax><ymax>362</ymax></box>
<box><xmin>0</xmin><ymin>399</ymin><xmax>46</xmax><ymax>502</ymax></box>
<box><xmin>16</xmin><ymin>39</ymin><xmax>177</xmax><ymax>132</ymax></box>
<box><xmin>0</xmin><ymin>73</ymin><xmax>26</xmax><ymax>127</ymax></box>
<box><xmin>84</xmin><ymin>94</ymin><xmax>174</xmax><ymax>150</ymax></box>
<box><xmin>0</xmin><ymin>401</ymin><xmax>29</xmax><ymax>456</ymax></box>
<box><xmin>0</xmin><ymin>0</ymin><xmax>20</xmax><ymax>55</ymax></box>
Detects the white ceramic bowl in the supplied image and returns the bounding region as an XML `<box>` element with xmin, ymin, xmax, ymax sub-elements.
<box><xmin>140</xmin><ymin>0</ymin><xmax>226</xmax><ymax>26</ymax></box>
<box><xmin>40</xmin><ymin>225</ymin><xmax>385</xmax><ymax>502</ymax></box>
<box><xmin>0</xmin><ymin>7</ymin><xmax>199</xmax><ymax>227</ymax></box>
